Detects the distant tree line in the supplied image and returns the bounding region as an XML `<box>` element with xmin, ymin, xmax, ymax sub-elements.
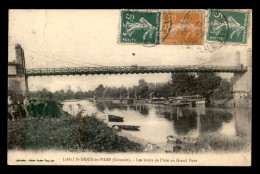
<box><xmin>28</xmin><ymin>72</ymin><xmax>234</xmax><ymax>104</ymax></box>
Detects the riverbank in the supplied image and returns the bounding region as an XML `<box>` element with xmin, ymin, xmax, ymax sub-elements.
<box><xmin>7</xmin><ymin>113</ymin><xmax>144</xmax><ymax>152</ymax></box>
<box><xmin>211</xmin><ymin>98</ymin><xmax>252</xmax><ymax>108</ymax></box>
<box><xmin>8</xmin><ymin>115</ymin><xmax>251</xmax><ymax>154</ymax></box>
<box><xmin>117</xmin><ymin>130</ymin><xmax>250</xmax><ymax>153</ymax></box>
<box><xmin>117</xmin><ymin>131</ymin><xmax>166</xmax><ymax>153</ymax></box>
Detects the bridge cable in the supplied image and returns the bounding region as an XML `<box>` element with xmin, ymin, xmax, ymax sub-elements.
<box><xmin>22</xmin><ymin>47</ymin><xmax>104</xmax><ymax>67</ymax></box>
<box><xmin>22</xmin><ymin>48</ymin><xmax>99</xmax><ymax>67</ymax></box>
<box><xmin>8</xmin><ymin>45</ymin><xmax>104</xmax><ymax>67</ymax></box>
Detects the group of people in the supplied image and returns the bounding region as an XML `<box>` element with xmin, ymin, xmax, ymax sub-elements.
<box><xmin>8</xmin><ymin>95</ymin><xmax>62</xmax><ymax>121</ymax></box>
<box><xmin>8</xmin><ymin>96</ymin><xmax>26</xmax><ymax>121</ymax></box>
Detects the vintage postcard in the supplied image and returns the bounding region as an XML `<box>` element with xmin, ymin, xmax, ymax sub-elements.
<box><xmin>8</xmin><ymin>9</ymin><xmax>252</xmax><ymax>166</ymax></box>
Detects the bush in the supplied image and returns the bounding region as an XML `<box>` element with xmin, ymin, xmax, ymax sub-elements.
<box><xmin>76</xmin><ymin>116</ymin><xmax>144</xmax><ymax>152</ymax></box>
<box><xmin>8</xmin><ymin>114</ymin><xmax>144</xmax><ymax>152</ymax></box>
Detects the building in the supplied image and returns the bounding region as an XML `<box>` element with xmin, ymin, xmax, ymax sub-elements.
<box><xmin>8</xmin><ymin>44</ymin><xmax>27</xmax><ymax>101</ymax></box>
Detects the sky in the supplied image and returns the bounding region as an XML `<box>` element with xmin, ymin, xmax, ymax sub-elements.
<box><xmin>8</xmin><ymin>10</ymin><xmax>252</xmax><ymax>92</ymax></box>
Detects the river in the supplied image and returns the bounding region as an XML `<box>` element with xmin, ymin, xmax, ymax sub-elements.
<box><xmin>61</xmin><ymin>99</ymin><xmax>251</xmax><ymax>151</ymax></box>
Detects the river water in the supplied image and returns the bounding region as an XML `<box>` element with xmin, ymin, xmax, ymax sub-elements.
<box><xmin>61</xmin><ymin>99</ymin><xmax>251</xmax><ymax>147</ymax></box>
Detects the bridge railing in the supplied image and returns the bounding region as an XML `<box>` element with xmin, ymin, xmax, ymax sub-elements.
<box><xmin>25</xmin><ymin>65</ymin><xmax>247</xmax><ymax>76</ymax></box>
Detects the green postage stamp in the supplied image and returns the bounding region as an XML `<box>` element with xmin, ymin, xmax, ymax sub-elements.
<box><xmin>119</xmin><ymin>10</ymin><xmax>161</xmax><ymax>44</ymax></box>
<box><xmin>207</xmin><ymin>9</ymin><xmax>249</xmax><ymax>44</ymax></box>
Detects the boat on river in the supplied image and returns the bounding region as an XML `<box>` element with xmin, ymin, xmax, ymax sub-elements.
<box><xmin>121</xmin><ymin>99</ymin><xmax>134</xmax><ymax>105</ymax></box>
<box><xmin>112</xmin><ymin>99</ymin><xmax>121</xmax><ymax>104</ymax></box>
<box><xmin>108</xmin><ymin>115</ymin><xmax>124</xmax><ymax>122</ymax></box>
<box><xmin>164</xmin><ymin>97</ymin><xmax>189</xmax><ymax>106</ymax></box>
<box><xmin>150</xmin><ymin>97</ymin><xmax>166</xmax><ymax>104</ymax></box>
<box><xmin>194</xmin><ymin>99</ymin><xmax>206</xmax><ymax>106</ymax></box>
<box><xmin>166</xmin><ymin>95</ymin><xmax>206</xmax><ymax>107</ymax></box>
<box><xmin>112</xmin><ymin>125</ymin><xmax>140</xmax><ymax>131</ymax></box>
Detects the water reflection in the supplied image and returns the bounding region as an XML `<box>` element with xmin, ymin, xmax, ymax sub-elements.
<box><xmin>62</xmin><ymin>100</ymin><xmax>251</xmax><ymax>144</ymax></box>
<box><xmin>95</xmin><ymin>102</ymin><xmax>150</xmax><ymax>116</ymax></box>
<box><xmin>161</xmin><ymin>108</ymin><xmax>197</xmax><ymax>135</ymax></box>
<box><xmin>200</xmin><ymin>110</ymin><xmax>233</xmax><ymax>133</ymax></box>
<box><xmin>234</xmin><ymin>109</ymin><xmax>252</xmax><ymax>137</ymax></box>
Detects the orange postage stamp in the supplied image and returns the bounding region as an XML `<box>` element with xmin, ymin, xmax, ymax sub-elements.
<box><xmin>161</xmin><ymin>11</ymin><xmax>204</xmax><ymax>45</ymax></box>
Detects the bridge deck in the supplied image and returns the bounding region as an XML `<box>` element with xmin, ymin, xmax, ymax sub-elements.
<box><xmin>25</xmin><ymin>65</ymin><xmax>247</xmax><ymax>77</ymax></box>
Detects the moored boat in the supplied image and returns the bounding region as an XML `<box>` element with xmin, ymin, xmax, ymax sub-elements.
<box><xmin>182</xmin><ymin>94</ymin><xmax>206</xmax><ymax>106</ymax></box>
<box><xmin>164</xmin><ymin>97</ymin><xmax>189</xmax><ymax>106</ymax></box>
<box><xmin>112</xmin><ymin>99</ymin><xmax>121</xmax><ymax>104</ymax></box>
<box><xmin>169</xmin><ymin>102</ymin><xmax>189</xmax><ymax>106</ymax></box>
<box><xmin>195</xmin><ymin>99</ymin><xmax>206</xmax><ymax>105</ymax></box>
<box><xmin>108</xmin><ymin>115</ymin><xmax>124</xmax><ymax>122</ymax></box>
<box><xmin>112</xmin><ymin>125</ymin><xmax>140</xmax><ymax>131</ymax></box>
<box><xmin>150</xmin><ymin>97</ymin><xmax>166</xmax><ymax>104</ymax></box>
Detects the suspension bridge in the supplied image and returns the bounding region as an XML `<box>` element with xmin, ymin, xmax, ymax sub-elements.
<box><xmin>8</xmin><ymin>44</ymin><xmax>252</xmax><ymax>107</ymax></box>
<box><xmin>25</xmin><ymin>65</ymin><xmax>247</xmax><ymax>77</ymax></box>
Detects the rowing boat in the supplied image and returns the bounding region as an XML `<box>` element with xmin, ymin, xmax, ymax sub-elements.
<box><xmin>108</xmin><ymin>115</ymin><xmax>124</xmax><ymax>122</ymax></box>
<box><xmin>112</xmin><ymin>125</ymin><xmax>140</xmax><ymax>131</ymax></box>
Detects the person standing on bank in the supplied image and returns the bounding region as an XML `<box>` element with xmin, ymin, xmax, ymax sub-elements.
<box><xmin>8</xmin><ymin>95</ymin><xmax>15</xmax><ymax>121</ymax></box>
<box><xmin>16</xmin><ymin>101</ymin><xmax>23</xmax><ymax>120</ymax></box>
<box><xmin>23</xmin><ymin>97</ymin><xmax>30</xmax><ymax>118</ymax></box>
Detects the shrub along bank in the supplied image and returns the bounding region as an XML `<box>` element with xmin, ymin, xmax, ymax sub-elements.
<box><xmin>7</xmin><ymin>113</ymin><xmax>144</xmax><ymax>152</ymax></box>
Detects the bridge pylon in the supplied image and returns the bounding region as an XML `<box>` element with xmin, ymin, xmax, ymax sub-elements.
<box><xmin>232</xmin><ymin>48</ymin><xmax>252</xmax><ymax>107</ymax></box>
<box><xmin>8</xmin><ymin>44</ymin><xmax>28</xmax><ymax>101</ymax></box>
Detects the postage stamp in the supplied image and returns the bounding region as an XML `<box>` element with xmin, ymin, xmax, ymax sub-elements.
<box><xmin>119</xmin><ymin>10</ymin><xmax>161</xmax><ymax>44</ymax></box>
<box><xmin>161</xmin><ymin>11</ymin><xmax>204</xmax><ymax>45</ymax></box>
<box><xmin>207</xmin><ymin>9</ymin><xmax>249</xmax><ymax>44</ymax></box>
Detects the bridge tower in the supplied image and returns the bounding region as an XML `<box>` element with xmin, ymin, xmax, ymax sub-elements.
<box><xmin>235</xmin><ymin>51</ymin><xmax>241</xmax><ymax>66</ymax></box>
<box><xmin>232</xmin><ymin>48</ymin><xmax>252</xmax><ymax>107</ymax></box>
<box><xmin>8</xmin><ymin>44</ymin><xmax>28</xmax><ymax>101</ymax></box>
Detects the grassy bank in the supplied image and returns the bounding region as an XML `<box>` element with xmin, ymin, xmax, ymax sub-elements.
<box><xmin>167</xmin><ymin>133</ymin><xmax>251</xmax><ymax>153</ymax></box>
<box><xmin>8</xmin><ymin>114</ymin><xmax>144</xmax><ymax>152</ymax></box>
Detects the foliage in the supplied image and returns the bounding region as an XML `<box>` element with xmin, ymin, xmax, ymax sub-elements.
<box><xmin>178</xmin><ymin>132</ymin><xmax>250</xmax><ymax>153</ymax></box>
<box><xmin>194</xmin><ymin>73</ymin><xmax>222</xmax><ymax>103</ymax></box>
<box><xmin>28</xmin><ymin>73</ymin><xmax>233</xmax><ymax>104</ymax></box>
<box><xmin>211</xmin><ymin>78</ymin><xmax>233</xmax><ymax>101</ymax></box>
<box><xmin>94</xmin><ymin>84</ymin><xmax>105</xmax><ymax>98</ymax></box>
<box><xmin>7</xmin><ymin>115</ymin><xmax>144</xmax><ymax>152</ymax></box>
<box><xmin>76</xmin><ymin>116</ymin><xmax>144</xmax><ymax>152</ymax></box>
<box><xmin>136</xmin><ymin>79</ymin><xmax>149</xmax><ymax>98</ymax></box>
<box><xmin>171</xmin><ymin>73</ymin><xmax>197</xmax><ymax>96</ymax></box>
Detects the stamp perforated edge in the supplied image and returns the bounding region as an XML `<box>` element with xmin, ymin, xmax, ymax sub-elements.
<box><xmin>116</xmin><ymin>9</ymin><xmax>252</xmax><ymax>47</ymax></box>
<box><xmin>205</xmin><ymin>9</ymin><xmax>252</xmax><ymax>46</ymax></box>
<box><xmin>117</xmin><ymin>9</ymin><xmax>162</xmax><ymax>47</ymax></box>
<box><xmin>159</xmin><ymin>9</ymin><xmax>205</xmax><ymax>46</ymax></box>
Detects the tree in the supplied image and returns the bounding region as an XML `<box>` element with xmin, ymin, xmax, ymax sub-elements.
<box><xmin>171</xmin><ymin>73</ymin><xmax>196</xmax><ymax>96</ymax></box>
<box><xmin>94</xmin><ymin>84</ymin><xmax>105</xmax><ymax>98</ymax></box>
<box><xmin>75</xmin><ymin>91</ymin><xmax>84</xmax><ymax>99</ymax></box>
<box><xmin>83</xmin><ymin>90</ymin><xmax>94</xmax><ymax>98</ymax></box>
<box><xmin>66</xmin><ymin>88</ymin><xmax>75</xmax><ymax>99</ymax></box>
<box><xmin>46</xmin><ymin>91</ymin><xmax>54</xmax><ymax>99</ymax></box>
<box><xmin>195</xmin><ymin>73</ymin><xmax>222</xmax><ymax>103</ymax></box>
<box><xmin>59</xmin><ymin>90</ymin><xmax>65</xmax><ymax>100</ymax></box>
<box><xmin>212</xmin><ymin>78</ymin><xmax>233</xmax><ymax>101</ymax></box>
<box><xmin>40</xmin><ymin>88</ymin><xmax>49</xmax><ymax>98</ymax></box>
<box><xmin>136</xmin><ymin>79</ymin><xmax>149</xmax><ymax>98</ymax></box>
